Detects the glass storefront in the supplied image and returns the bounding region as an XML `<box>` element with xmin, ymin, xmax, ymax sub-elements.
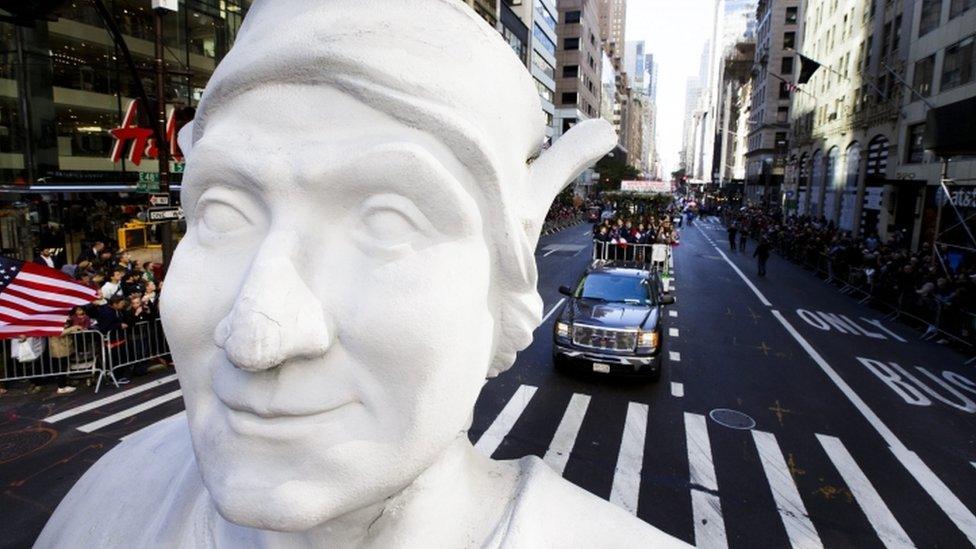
<box><xmin>0</xmin><ymin>1</ymin><xmax>250</xmax><ymax>261</ymax></box>
<box><xmin>0</xmin><ymin>0</ymin><xmax>249</xmax><ymax>186</ymax></box>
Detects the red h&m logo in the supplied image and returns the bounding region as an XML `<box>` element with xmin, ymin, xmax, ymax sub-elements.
<box><xmin>109</xmin><ymin>100</ymin><xmax>187</xmax><ymax>166</ymax></box>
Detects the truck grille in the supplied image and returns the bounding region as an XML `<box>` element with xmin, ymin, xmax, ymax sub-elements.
<box><xmin>572</xmin><ymin>325</ymin><xmax>637</xmax><ymax>351</ymax></box>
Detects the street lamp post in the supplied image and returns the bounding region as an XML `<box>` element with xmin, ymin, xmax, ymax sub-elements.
<box><xmin>152</xmin><ymin>0</ymin><xmax>178</xmax><ymax>273</ymax></box>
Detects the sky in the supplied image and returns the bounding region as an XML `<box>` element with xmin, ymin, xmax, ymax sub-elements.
<box><xmin>626</xmin><ymin>0</ymin><xmax>714</xmax><ymax>178</ymax></box>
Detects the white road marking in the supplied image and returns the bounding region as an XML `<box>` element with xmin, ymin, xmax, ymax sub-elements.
<box><xmin>752</xmin><ymin>430</ymin><xmax>823</xmax><ymax>549</ymax></box>
<box><xmin>582</xmin><ymin>230</ymin><xmax>592</xmax><ymax>237</ymax></box>
<box><xmin>669</xmin><ymin>327</ymin><xmax>680</xmax><ymax>337</ymax></box>
<box><xmin>669</xmin><ymin>310</ymin><xmax>678</xmax><ymax>318</ymax></box>
<box><xmin>543</xmin><ymin>393</ymin><xmax>591</xmax><ymax>475</ymax></box>
<box><xmin>703</xmin><ymin>221</ymin><xmax>976</xmax><ymax>543</ymax></box>
<box><xmin>474</xmin><ymin>385</ymin><xmax>537</xmax><ymax>456</ymax></box>
<box><xmin>609</xmin><ymin>402</ymin><xmax>649</xmax><ymax>514</ymax></box>
<box><xmin>671</xmin><ymin>382</ymin><xmax>684</xmax><ymax>397</ymax></box>
<box><xmin>44</xmin><ymin>373</ymin><xmax>180</xmax><ymax>423</ymax></box>
<box><xmin>685</xmin><ymin>412</ymin><xmax>728</xmax><ymax>548</ymax></box>
<box><xmin>772</xmin><ymin>310</ymin><xmax>976</xmax><ymax>544</ymax></box>
<box><xmin>77</xmin><ymin>389</ymin><xmax>183</xmax><ymax>433</ymax></box>
<box><xmin>541</xmin><ymin>298</ymin><xmax>566</xmax><ymax>324</ymax></box>
<box><xmin>543</xmin><ymin>248</ymin><xmax>558</xmax><ymax>257</ymax></box>
<box><xmin>669</xmin><ymin>351</ymin><xmax>681</xmax><ymax>362</ymax></box>
<box><xmin>120</xmin><ymin>410</ymin><xmax>186</xmax><ymax>442</ymax></box>
<box><xmin>817</xmin><ymin>434</ymin><xmax>915</xmax><ymax>549</ymax></box>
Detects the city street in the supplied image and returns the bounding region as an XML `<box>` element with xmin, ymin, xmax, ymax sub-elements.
<box><xmin>2</xmin><ymin>219</ymin><xmax>975</xmax><ymax>548</ymax></box>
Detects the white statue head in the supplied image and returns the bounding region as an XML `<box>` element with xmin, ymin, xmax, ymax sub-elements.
<box><xmin>162</xmin><ymin>0</ymin><xmax>615</xmax><ymax>532</ymax></box>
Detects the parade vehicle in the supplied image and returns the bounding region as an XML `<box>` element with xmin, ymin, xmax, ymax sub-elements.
<box><xmin>552</xmin><ymin>263</ymin><xmax>674</xmax><ymax>381</ymax></box>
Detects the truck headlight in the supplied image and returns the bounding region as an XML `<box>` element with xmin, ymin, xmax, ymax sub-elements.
<box><xmin>556</xmin><ymin>321</ymin><xmax>571</xmax><ymax>339</ymax></box>
<box><xmin>638</xmin><ymin>330</ymin><xmax>659</xmax><ymax>348</ymax></box>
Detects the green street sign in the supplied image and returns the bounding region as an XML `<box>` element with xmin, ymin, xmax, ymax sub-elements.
<box><xmin>136</xmin><ymin>172</ymin><xmax>161</xmax><ymax>193</ymax></box>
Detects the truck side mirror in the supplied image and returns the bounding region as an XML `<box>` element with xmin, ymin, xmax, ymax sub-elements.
<box><xmin>558</xmin><ymin>285</ymin><xmax>573</xmax><ymax>296</ymax></box>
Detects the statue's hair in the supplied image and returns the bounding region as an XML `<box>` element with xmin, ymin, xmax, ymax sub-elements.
<box><xmin>184</xmin><ymin>0</ymin><xmax>549</xmax><ymax>376</ymax></box>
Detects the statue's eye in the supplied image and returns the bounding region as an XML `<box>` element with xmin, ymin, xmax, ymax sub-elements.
<box><xmin>353</xmin><ymin>195</ymin><xmax>437</xmax><ymax>255</ymax></box>
<box><xmin>200</xmin><ymin>202</ymin><xmax>250</xmax><ymax>234</ymax></box>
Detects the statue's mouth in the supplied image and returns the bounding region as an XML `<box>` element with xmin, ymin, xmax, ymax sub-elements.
<box><xmin>218</xmin><ymin>398</ymin><xmax>361</xmax><ymax>439</ymax></box>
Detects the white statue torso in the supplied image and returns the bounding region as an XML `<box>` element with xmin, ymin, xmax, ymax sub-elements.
<box><xmin>37</xmin><ymin>415</ymin><xmax>685</xmax><ymax>548</ymax></box>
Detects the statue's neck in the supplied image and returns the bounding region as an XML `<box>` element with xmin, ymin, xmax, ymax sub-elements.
<box><xmin>210</xmin><ymin>437</ymin><xmax>521</xmax><ymax>548</ymax></box>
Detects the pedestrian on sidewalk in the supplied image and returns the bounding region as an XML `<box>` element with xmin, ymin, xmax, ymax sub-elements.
<box><xmin>754</xmin><ymin>237</ymin><xmax>771</xmax><ymax>276</ymax></box>
<box><xmin>739</xmin><ymin>228</ymin><xmax>748</xmax><ymax>253</ymax></box>
<box><xmin>728</xmin><ymin>223</ymin><xmax>738</xmax><ymax>251</ymax></box>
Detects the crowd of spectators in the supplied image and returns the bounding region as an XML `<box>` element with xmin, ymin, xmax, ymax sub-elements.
<box><xmin>730</xmin><ymin>206</ymin><xmax>976</xmax><ymax>344</ymax></box>
<box><xmin>1</xmin><ymin>242</ymin><xmax>167</xmax><ymax>397</ymax></box>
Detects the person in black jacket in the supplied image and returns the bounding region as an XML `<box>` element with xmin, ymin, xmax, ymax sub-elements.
<box><xmin>754</xmin><ymin>238</ymin><xmax>772</xmax><ymax>276</ymax></box>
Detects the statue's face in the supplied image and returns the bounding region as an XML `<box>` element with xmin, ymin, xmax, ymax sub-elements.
<box><xmin>162</xmin><ymin>84</ymin><xmax>495</xmax><ymax>530</ymax></box>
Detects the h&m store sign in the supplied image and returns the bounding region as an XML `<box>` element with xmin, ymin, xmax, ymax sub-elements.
<box><xmin>109</xmin><ymin>100</ymin><xmax>193</xmax><ymax>167</ymax></box>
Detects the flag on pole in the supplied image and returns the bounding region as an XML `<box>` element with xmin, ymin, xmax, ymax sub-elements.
<box><xmin>0</xmin><ymin>256</ymin><xmax>98</xmax><ymax>338</ymax></box>
<box><xmin>797</xmin><ymin>54</ymin><xmax>822</xmax><ymax>84</ymax></box>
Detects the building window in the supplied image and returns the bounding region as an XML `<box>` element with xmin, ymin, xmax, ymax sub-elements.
<box><xmin>564</xmin><ymin>37</ymin><xmax>580</xmax><ymax>51</ymax></box>
<box><xmin>777</xmin><ymin>106</ymin><xmax>789</xmax><ymax>123</ymax></box>
<box><xmin>534</xmin><ymin>0</ymin><xmax>557</xmax><ymax>32</ymax></box>
<box><xmin>536</xmin><ymin>79</ymin><xmax>554</xmax><ymax>103</ymax></box>
<box><xmin>912</xmin><ymin>54</ymin><xmax>935</xmax><ymax>98</ymax></box>
<box><xmin>532</xmin><ymin>53</ymin><xmax>555</xmax><ymax>80</ymax></box>
<box><xmin>892</xmin><ymin>15</ymin><xmax>902</xmax><ymax>52</ymax></box>
<box><xmin>779</xmin><ymin>81</ymin><xmax>791</xmax><ymax>99</ymax></box>
<box><xmin>783</xmin><ymin>31</ymin><xmax>796</xmax><ymax>49</ymax></box>
<box><xmin>534</xmin><ymin>24</ymin><xmax>556</xmax><ymax>55</ymax></box>
<box><xmin>786</xmin><ymin>7</ymin><xmax>798</xmax><ymax>24</ymax></box>
<box><xmin>563</xmin><ymin>64</ymin><xmax>579</xmax><ymax>78</ymax></box>
<box><xmin>906</xmin><ymin>123</ymin><xmax>926</xmax><ymax>163</ymax></box>
<box><xmin>501</xmin><ymin>27</ymin><xmax>527</xmax><ymax>64</ymax></box>
<box><xmin>565</xmin><ymin>10</ymin><xmax>581</xmax><ymax>23</ymax></box>
<box><xmin>781</xmin><ymin>56</ymin><xmax>794</xmax><ymax>74</ymax></box>
<box><xmin>919</xmin><ymin>0</ymin><xmax>942</xmax><ymax>36</ymax></box>
<box><xmin>942</xmin><ymin>36</ymin><xmax>975</xmax><ymax>90</ymax></box>
<box><xmin>950</xmin><ymin>0</ymin><xmax>976</xmax><ymax>18</ymax></box>
<box><xmin>561</xmin><ymin>92</ymin><xmax>578</xmax><ymax>105</ymax></box>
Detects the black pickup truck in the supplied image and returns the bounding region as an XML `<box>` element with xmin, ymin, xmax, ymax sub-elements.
<box><xmin>552</xmin><ymin>264</ymin><xmax>674</xmax><ymax>381</ymax></box>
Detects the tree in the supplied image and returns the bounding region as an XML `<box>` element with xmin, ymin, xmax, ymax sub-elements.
<box><xmin>595</xmin><ymin>156</ymin><xmax>640</xmax><ymax>191</ymax></box>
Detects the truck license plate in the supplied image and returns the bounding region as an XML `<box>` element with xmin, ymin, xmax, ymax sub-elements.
<box><xmin>593</xmin><ymin>362</ymin><xmax>611</xmax><ymax>373</ymax></box>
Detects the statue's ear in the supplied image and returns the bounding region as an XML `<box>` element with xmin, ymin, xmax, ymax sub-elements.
<box><xmin>524</xmin><ymin>119</ymin><xmax>616</xmax><ymax>240</ymax></box>
<box><xmin>177</xmin><ymin>121</ymin><xmax>195</xmax><ymax>159</ymax></box>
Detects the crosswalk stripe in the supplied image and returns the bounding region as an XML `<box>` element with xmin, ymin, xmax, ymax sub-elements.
<box><xmin>543</xmin><ymin>393</ymin><xmax>590</xmax><ymax>475</ymax></box>
<box><xmin>669</xmin><ymin>351</ymin><xmax>681</xmax><ymax>362</ymax></box>
<box><xmin>77</xmin><ymin>389</ymin><xmax>183</xmax><ymax>433</ymax></box>
<box><xmin>816</xmin><ymin>434</ymin><xmax>915</xmax><ymax>549</ymax></box>
<box><xmin>474</xmin><ymin>385</ymin><xmax>537</xmax><ymax>457</ymax></box>
<box><xmin>669</xmin><ymin>328</ymin><xmax>680</xmax><ymax>337</ymax></box>
<box><xmin>671</xmin><ymin>382</ymin><xmax>684</xmax><ymax>397</ymax></box>
<box><xmin>609</xmin><ymin>402</ymin><xmax>649</xmax><ymax>515</ymax></box>
<box><xmin>752</xmin><ymin>430</ymin><xmax>823</xmax><ymax>549</ymax></box>
<box><xmin>669</xmin><ymin>310</ymin><xmax>678</xmax><ymax>317</ymax></box>
<box><xmin>44</xmin><ymin>373</ymin><xmax>180</xmax><ymax>423</ymax></box>
<box><xmin>685</xmin><ymin>412</ymin><xmax>728</xmax><ymax>548</ymax></box>
<box><xmin>120</xmin><ymin>410</ymin><xmax>187</xmax><ymax>442</ymax></box>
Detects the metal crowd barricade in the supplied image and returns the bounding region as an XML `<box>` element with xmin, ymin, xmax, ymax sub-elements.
<box><xmin>591</xmin><ymin>240</ymin><xmax>671</xmax><ymax>275</ymax></box>
<box><xmin>100</xmin><ymin>317</ymin><xmax>171</xmax><ymax>392</ymax></box>
<box><xmin>1</xmin><ymin>329</ymin><xmax>106</xmax><ymax>386</ymax></box>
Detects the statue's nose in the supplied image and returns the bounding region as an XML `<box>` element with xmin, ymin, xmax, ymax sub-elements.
<box><xmin>213</xmin><ymin>232</ymin><xmax>332</xmax><ymax>372</ymax></box>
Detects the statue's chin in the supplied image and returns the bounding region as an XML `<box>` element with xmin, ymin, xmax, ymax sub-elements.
<box><xmin>206</xmin><ymin>478</ymin><xmax>346</xmax><ymax>532</ymax></box>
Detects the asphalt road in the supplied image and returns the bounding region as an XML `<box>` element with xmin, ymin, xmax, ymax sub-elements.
<box><xmin>2</xmin><ymin>218</ymin><xmax>975</xmax><ymax>548</ymax></box>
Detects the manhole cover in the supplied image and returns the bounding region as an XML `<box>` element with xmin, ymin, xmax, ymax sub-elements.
<box><xmin>708</xmin><ymin>408</ymin><xmax>756</xmax><ymax>430</ymax></box>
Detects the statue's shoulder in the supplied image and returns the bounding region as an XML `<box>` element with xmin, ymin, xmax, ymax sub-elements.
<box><xmin>36</xmin><ymin>414</ymin><xmax>209</xmax><ymax>548</ymax></box>
<box><xmin>494</xmin><ymin>456</ymin><xmax>689</xmax><ymax>548</ymax></box>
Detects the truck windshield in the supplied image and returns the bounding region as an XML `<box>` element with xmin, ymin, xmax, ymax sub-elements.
<box><xmin>577</xmin><ymin>273</ymin><xmax>652</xmax><ymax>305</ymax></box>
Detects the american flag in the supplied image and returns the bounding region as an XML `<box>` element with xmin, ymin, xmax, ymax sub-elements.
<box><xmin>0</xmin><ymin>256</ymin><xmax>98</xmax><ymax>338</ymax></box>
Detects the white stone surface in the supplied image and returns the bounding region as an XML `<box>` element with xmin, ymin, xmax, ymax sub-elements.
<box><xmin>37</xmin><ymin>1</ymin><xmax>686</xmax><ymax>546</ymax></box>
